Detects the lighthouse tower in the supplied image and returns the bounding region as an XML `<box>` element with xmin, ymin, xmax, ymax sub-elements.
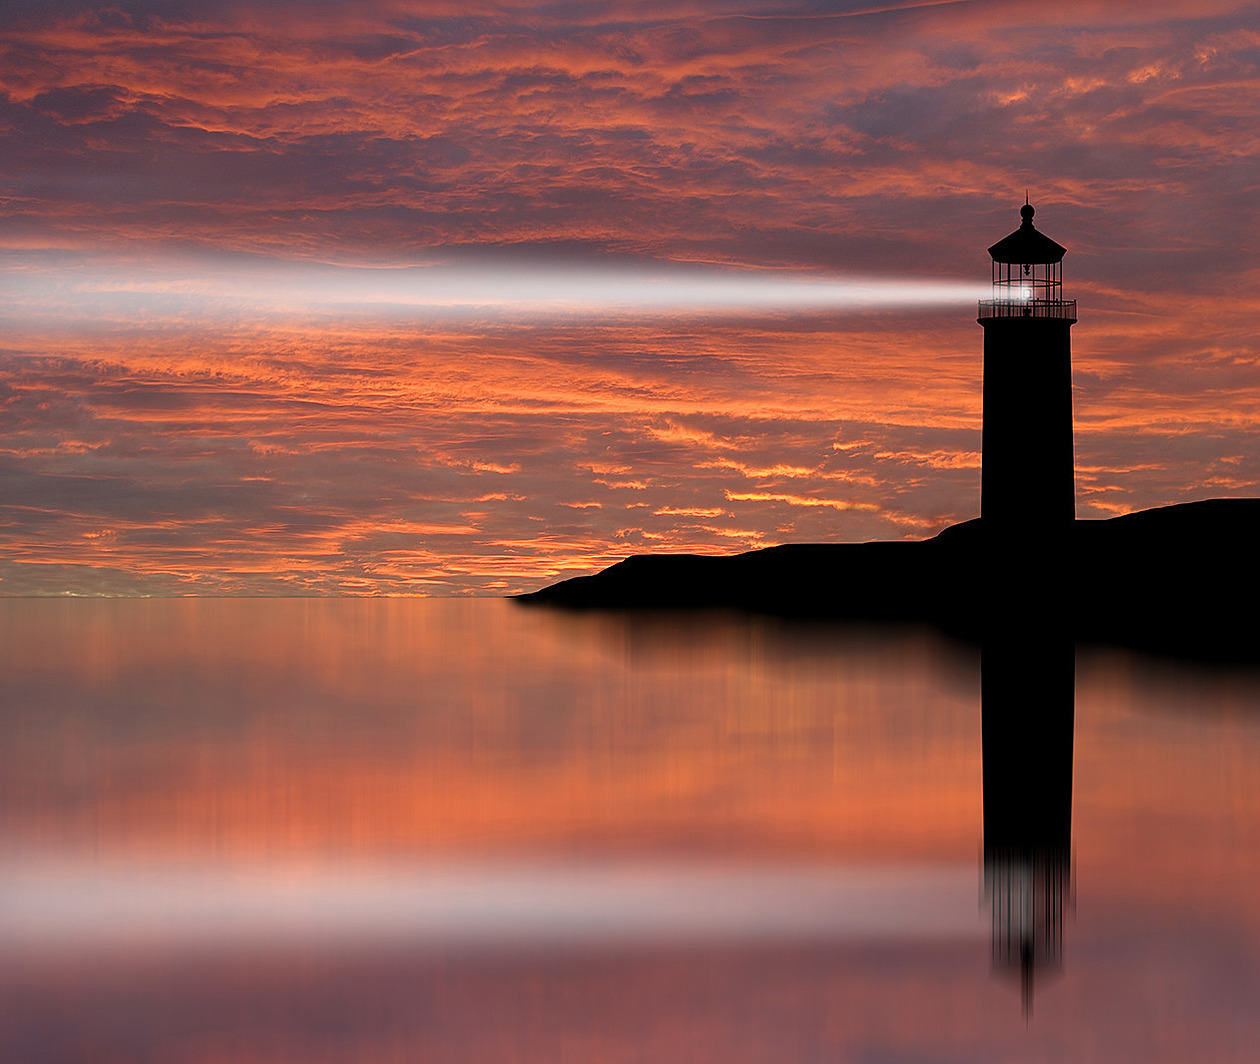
<box><xmin>978</xmin><ymin>203</ymin><xmax>1077</xmax><ymax>533</ymax></box>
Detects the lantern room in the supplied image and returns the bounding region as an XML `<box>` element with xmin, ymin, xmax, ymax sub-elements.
<box><xmin>979</xmin><ymin>202</ymin><xmax>1076</xmax><ymax>322</ymax></box>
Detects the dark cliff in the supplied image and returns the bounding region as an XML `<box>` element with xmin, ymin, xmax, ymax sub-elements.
<box><xmin>517</xmin><ymin>499</ymin><xmax>1260</xmax><ymax>661</ymax></box>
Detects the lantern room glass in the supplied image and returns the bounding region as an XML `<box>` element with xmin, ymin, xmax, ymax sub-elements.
<box><xmin>992</xmin><ymin>260</ymin><xmax>1061</xmax><ymax>304</ymax></box>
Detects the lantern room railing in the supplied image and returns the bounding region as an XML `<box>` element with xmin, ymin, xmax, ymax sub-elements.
<box><xmin>978</xmin><ymin>298</ymin><xmax>1077</xmax><ymax>322</ymax></box>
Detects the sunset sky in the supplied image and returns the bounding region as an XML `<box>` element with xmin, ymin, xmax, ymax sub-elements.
<box><xmin>3</xmin><ymin>0</ymin><xmax>1258</xmax><ymax>595</ymax></box>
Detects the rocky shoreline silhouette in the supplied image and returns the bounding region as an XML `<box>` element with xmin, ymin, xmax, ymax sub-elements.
<box><xmin>517</xmin><ymin>498</ymin><xmax>1260</xmax><ymax>662</ymax></box>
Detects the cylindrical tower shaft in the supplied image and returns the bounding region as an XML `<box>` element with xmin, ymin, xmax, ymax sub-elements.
<box><xmin>981</xmin><ymin>317</ymin><xmax>1075</xmax><ymax>528</ymax></box>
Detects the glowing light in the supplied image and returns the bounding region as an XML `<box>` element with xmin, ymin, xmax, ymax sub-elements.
<box><xmin>2</xmin><ymin>256</ymin><xmax>994</xmax><ymax>322</ymax></box>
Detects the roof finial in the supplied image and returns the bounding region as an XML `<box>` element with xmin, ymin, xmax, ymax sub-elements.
<box><xmin>1025</xmin><ymin>189</ymin><xmax>1029</xmax><ymax>206</ymax></box>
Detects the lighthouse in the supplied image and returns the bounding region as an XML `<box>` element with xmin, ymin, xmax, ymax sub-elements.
<box><xmin>978</xmin><ymin>203</ymin><xmax>1077</xmax><ymax>533</ymax></box>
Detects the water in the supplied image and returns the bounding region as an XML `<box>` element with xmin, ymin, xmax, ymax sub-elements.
<box><xmin>0</xmin><ymin>599</ymin><xmax>1256</xmax><ymax>1061</ymax></box>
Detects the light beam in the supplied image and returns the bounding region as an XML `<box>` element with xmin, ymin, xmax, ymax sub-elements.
<box><xmin>1</xmin><ymin>255</ymin><xmax>993</xmax><ymax>322</ymax></box>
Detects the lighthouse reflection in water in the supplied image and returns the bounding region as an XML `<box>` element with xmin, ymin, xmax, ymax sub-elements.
<box><xmin>982</xmin><ymin>624</ymin><xmax>1075</xmax><ymax>1013</ymax></box>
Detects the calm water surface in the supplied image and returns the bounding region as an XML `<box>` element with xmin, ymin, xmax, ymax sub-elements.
<box><xmin>0</xmin><ymin>599</ymin><xmax>1257</xmax><ymax>1062</ymax></box>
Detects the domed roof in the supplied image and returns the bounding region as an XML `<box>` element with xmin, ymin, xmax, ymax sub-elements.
<box><xmin>987</xmin><ymin>203</ymin><xmax>1067</xmax><ymax>264</ymax></box>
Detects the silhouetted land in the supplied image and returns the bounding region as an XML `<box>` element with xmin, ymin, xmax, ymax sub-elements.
<box><xmin>517</xmin><ymin>499</ymin><xmax>1260</xmax><ymax>662</ymax></box>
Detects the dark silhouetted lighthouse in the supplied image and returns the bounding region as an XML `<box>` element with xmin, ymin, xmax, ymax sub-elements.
<box><xmin>978</xmin><ymin>203</ymin><xmax>1077</xmax><ymax>533</ymax></box>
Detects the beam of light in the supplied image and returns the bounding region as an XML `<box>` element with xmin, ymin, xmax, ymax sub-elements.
<box><xmin>0</xmin><ymin>858</ymin><xmax>984</xmax><ymax>950</ymax></box>
<box><xmin>0</xmin><ymin>256</ymin><xmax>993</xmax><ymax>321</ymax></box>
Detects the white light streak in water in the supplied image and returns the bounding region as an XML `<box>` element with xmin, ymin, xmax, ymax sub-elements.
<box><xmin>0</xmin><ymin>859</ymin><xmax>984</xmax><ymax>950</ymax></box>
<box><xmin>1</xmin><ymin>258</ymin><xmax>993</xmax><ymax>320</ymax></box>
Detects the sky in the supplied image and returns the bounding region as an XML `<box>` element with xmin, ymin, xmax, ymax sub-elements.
<box><xmin>2</xmin><ymin>0</ymin><xmax>1258</xmax><ymax>595</ymax></box>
